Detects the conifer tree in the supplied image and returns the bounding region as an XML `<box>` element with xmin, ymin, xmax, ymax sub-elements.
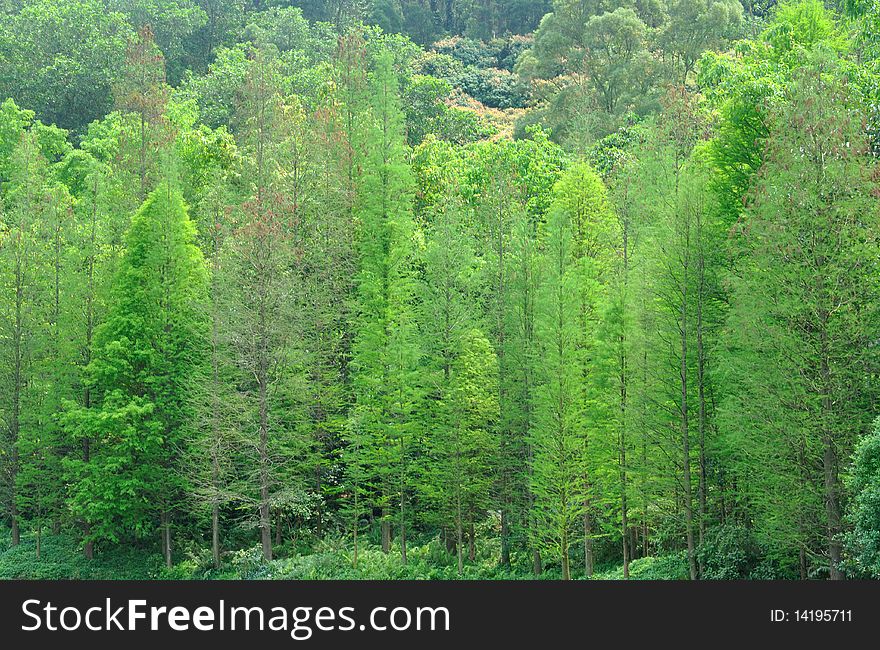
<box><xmin>420</xmin><ymin>195</ymin><xmax>498</xmax><ymax>573</ymax></box>
<box><xmin>346</xmin><ymin>50</ymin><xmax>422</xmax><ymax>564</ymax></box>
<box><xmin>64</xmin><ymin>179</ymin><xmax>208</xmax><ymax>567</ymax></box>
<box><xmin>0</xmin><ymin>131</ymin><xmax>54</xmax><ymax>549</ymax></box>
<box><xmin>719</xmin><ymin>60</ymin><xmax>880</xmax><ymax>580</ymax></box>
<box><xmin>224</xmin><ymin>47</ymin><xmax>301</xmax><ymax>562</ymax></box>
<box><xmin>531</xmin><ymin>199</ymin><xmax>586</xmax><ymax>581</ymax></box>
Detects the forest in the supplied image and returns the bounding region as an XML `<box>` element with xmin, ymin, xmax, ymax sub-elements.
<box><xmin>2</xmin><ymin>0</ymin><xmax>880</xmax><ymax>581</ymax></box>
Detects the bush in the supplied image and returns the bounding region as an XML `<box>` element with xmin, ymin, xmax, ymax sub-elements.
<box><xmin>428</xmin><ymin>37</ymin><xmax>531</xmax><ymax>109</ymax></box>
<box><xmin>845</xmin><ymin>421</ymin><xmax>880</xmax><ymax>577</ymax></box>
<box><xmin>0</xmin><ymin>531</ymin><xmax>163</xmax><ymax>579</ymax></box>
<box><xmin>458</xmin><ymin>67</ymin><xmax>529</xmax><ymax>109</ymax></box>
<box><xmin>696</xmin><ymin>525</ymin><xmax>764</xmax><ymax>580</ymax></box>
<box><xmin>594</xmin><ymin>552</ymin><xmax>691</xmax><ymax>580</ymax></box>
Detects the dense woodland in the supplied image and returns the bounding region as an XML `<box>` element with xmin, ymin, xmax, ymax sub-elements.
<box><xmin>2</xmin><ymin>0</ymin><xmax>880</xmax><ymax>580</ymax></box>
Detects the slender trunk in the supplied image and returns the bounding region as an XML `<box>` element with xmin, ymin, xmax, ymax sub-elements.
<box><xmin>823</xmin><ymin>433</ymin><xmax>842</xmax><ymax>580</ymax></box>
<box><xmin>500</xmin><ymin>509</ymin><xmax>510</xmax><ymax>567</ymax></box>
<box><xmin>83</xmin><ymin>182</ymin><xmax>97</xmax><ymax>560</ymax></box>
<box><xmin>680</xmin><ymin>242</ymin><xmax>697</xmax><ymax>581</ymax></box>
<box><xmin>399</xmin><ymin>428</ymin><xmax>407</xmax><ymax>565</ymax></box>
<box><xmin>696</xmin><ymin>210</ymin><xmax>708</xmax><ymax>548</ymax></box>
<box><xmin>352</xmin><ymin>491</ymin><xmax>359</xmax><ymax>569</ymax></box>
<box><xmin>259</xmin><ymin>374</ymin><xmax>272</xmax><ymax>561</ymax></box>
<box><xmin>161</xmin><ymin>510</ymin><xmax>172</xmax><ymax>568</ymax></box>
<box><xmin>381</xmin><ymin>516</ymin><xmax>391</xmax><ymax>554</ymax></box>
<box><xmin>495</xmin><ymin>193</ymin><xmax>511</xmax><ymax>570</ymax></box>
<box><xmin>583</xmin><ymin>509</ymin><xmax>593</xmax><ymax>578</ymax></box>
<box><xmin>400</xmin><ymin>514</ymin><xmax>407</xmax><ymax>565</ymax></box>
<box><xmin>820</xmin><ymin>320</ymin><xmax>842</xmax><ymax>580</ymax></box>
<box><xmin>619</xmin><ymin>351</ymin><xmax>629</xmax><ymax>579</ymax></box>
<box><xmin>10</xmin><ymin>254</ymin><xmax>23</xmax><ymax>548</ymax></box>
<box><xmin>561</xmin><ymin>529</ymin><xmax>571</xmax><ymax>580</ymax></box>
<box><xmin>619</xmin><ymin>193</ymin><xmax>631</xmax><ymax>579</ymax></box>
<box><xmin>212</xmin><ymin>503</ymin><xmax>220</xmax><ymax>569</ymax></box>
<box><xmin>210</xmin><ymin>252</ymin><xmax>222</xmax><ymax>570</ymax></box>
<box><xmin>456</xmin><ymin>487</ymin><xmax>463</xmax><ymax>576</ymax></box>
<box><xmin>315</xmin><ymin>467</ymin><xmax>323</xmax><ymax>539</ymax></box>
<box><xmin>10</xmin><ymin>447</ymin><xmax>20</xmax><ymax>547</ymax></box>
<box><xmin>468</xmin><ymin>518</ymin><xmax>475</xmax><ymax>563</ymax></box>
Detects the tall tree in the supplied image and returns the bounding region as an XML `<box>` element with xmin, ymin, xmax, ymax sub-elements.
<box><xmin>0</xmin><ymin>132</ymin><xmax>55</xmax><ymax>549</ymax></box>
<box><xmin>346</xmin><ymin>50</ymin><xmax>422</xmax><ymax>564</ymax></box>
<box><xmin>64</xmin><ymin>179</ymin><xmax>208</xmax><ymax>567</ymax></box>
<box><xmin>224</xmin><ymin>47</ymin><xmax>301</xmax><ymax>562</ymax></box>
<box><xmin>113</xmin><ymin>25</ymin><xmax>172</xmax><ymax>202</ymax></box>
<box><xmin>420</xmin><ymin>194</ymin><xmax>497</xmax><ymax>574</ymax></box>
<box><xmin>719</xmin><ymin>60</ymin><xmax>880</xmax><ymax>580</ymax></box>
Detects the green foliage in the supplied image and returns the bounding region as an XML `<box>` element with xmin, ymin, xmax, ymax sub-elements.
<box><xmin>696</xmin><ymin>525</ymin><xmax>764</xmax><ymax>579</ymax></box>
<box><xmin>594</xmin><ymin>552</ymin><xmax>690</xmax><ymax>580</ymax></box>
<box><xmin>718</xmin><ymin>58</ymin><xmax>880</xmax><ymax>577</ymax></box>
<box><xmin>845</xmin><ymin>419</ymin><xmax>880</xmax><ymax>578</ymax></box>
<box><xmin>0</xmin><ymin>530</ymin><xmax>164</xmax><ymax>579</ymax></box>
<box><xmin>0</xmin><ymin>0</ymin><xmax>133</xmax><ymax>133</ymax></box>
<box><xmin>63</xmin><ymin>181</ymin><xmax>209</xmax><ymax>544</ymax></box>
<box><xmin>345</xmin><ymin>50</ymin><xmax>423</xmax><ymax>558</ymax></box>
<box><xmin>3</xmin><ymin>0</ymin><xmax>880</xmax><ymax>583</ymax></box>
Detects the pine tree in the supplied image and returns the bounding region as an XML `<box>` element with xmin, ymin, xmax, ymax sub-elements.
<box><xmin>531</xmin><ymin>197</ymin><xmax>586</xmax><ymax>580</ymax></box>
<box><xmin>63</xmin><ymin>158</ymin><xmax>125</xmax><ymax>560</ymax></box>
<box><xmin>346</xmin><ymin>50</ymin><xmax>422</xmax><ymax>564</ymax></box>
<box><xmin>224</xmin><ymin>47</ymin><xmax>301</xmax><ymax>562</ymax></box>
<box><xmin>420</xmin><ymin>195</ymin><xmax>498</xmax><ymax>574</ymax></box>
<box><xmin>719</xmin><ymin>60</ymin><xmax>880</xmax><ymax>580</ymax></box>
<box><xmin>64</xmin><ymin>179</ymin><xmax>208</xmax><ymax>567</ymax></box>
<box><xmin>0</xmin><ymin>131</ymin><xmax>54</xmax><ymax>549</ymax></box>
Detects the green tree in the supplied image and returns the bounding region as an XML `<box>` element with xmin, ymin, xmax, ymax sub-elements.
<box><xmin>0</xmin><ymin>0</ymin><xmax>132</xmax><ymax>133</ymax></box>
<box><xmin>661</xmin><ymin>0</ymin><xmax>744</xmax><ymax>82</ymax></box>
<box><xmin>64</xmin><ymin>180</ymin><xmax>208</xmax><ymax>567</ymax></box>
<box><xmin>419</xmin><ymin>194</ymin><xmax>497</xmax><ymax>573</ymax></box>
<box><xmin>0</xmin><ymin>131</ymin><xmax>57</xmax><ymax>549</ymax></box>
<box><xmin>346</xmin><ymin>50</ymin><xmax>422</xmax><ymax>564</ymax></box>
<box><xmin>530</xmin><ymin>193</ymin><xmax>586</xmax><ymax>580</ymax></box>
<box><xmin>846</xmin><ymin>418</ymin><xmax>880</xmax><ymax>578</ymax></box>
<box><xmin>719</xmin><ymin>60</ymin><xmax>880</xmax><ymax>580</ymax></box>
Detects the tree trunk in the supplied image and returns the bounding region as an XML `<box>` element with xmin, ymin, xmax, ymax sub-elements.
<box><xmin>619</xmin><ymin>362</ymin><xmax>629</xmax><ymax>579</ymax></box>
<box><xmin>10</xmin><ymin>448</ymin><xmax>20</xmax><ymax>547</ymax></box>
<box><xmin>820</xmin><ymin>323</ymin><xmax>842</xmax><ymax>580</ymax></box>
<box><xmin>352</xmin><ymin>495</ymin><xmax>359</xmax><ymax>569</ymax></box>
<box><xmin>583</xmin><ymin>509</ymin><xmax>594</xmax><ymax>578</ymax></box>
<box><xmin>456</xmin><ymin>519</ymin><xmax>463</xmax><ymax>577</ymax></box>
<box><xmin>696</xmin><ymin>216</ymin><xmax>708</xmax><ymax>549</ymax></box>
<box><xmin>212</xmin><ymin>503</ymin><xmax>220</xmax><ymax>569</ymax></box>
<box><xmin>680</xmin><ymin>259</ymin><xmax>697</xmax><ymax>581</ymax></box>
<box><xmin>10</xmin><ymin>260</ymin><xmax>22</xmax><ymax>548</ymax></box>
<box><xmin>824</xmin><ymin>438</ymin><xmax>842</xmax><ymax>580</ymax></box>
<box><xmin>258</xmin><ymin>370</ymin><xmax>272</xmax><ymax>562</ymax></box>
<box><xmin>381</xmin><ymin>516</ymin><xmax>391</xmax><ymax>553</ymax></box>
<box><xmin>161</xmin><ymin>510</ymin><xmax>172</xmax><ymax>568</ymax></box>
<box><xmin>500</xmin><ymin>509</ymin><xmax>510</xmax><ymax>567</ymax></box>
<box><xmin>561</xmin><ymin>529</ymin><xmax>571</xmax><ymax>581</ymax></box>
<box><xmin>400</xmin><ymin>516</ymin><xmax>407</xmax><ymax>565</ymax></box>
